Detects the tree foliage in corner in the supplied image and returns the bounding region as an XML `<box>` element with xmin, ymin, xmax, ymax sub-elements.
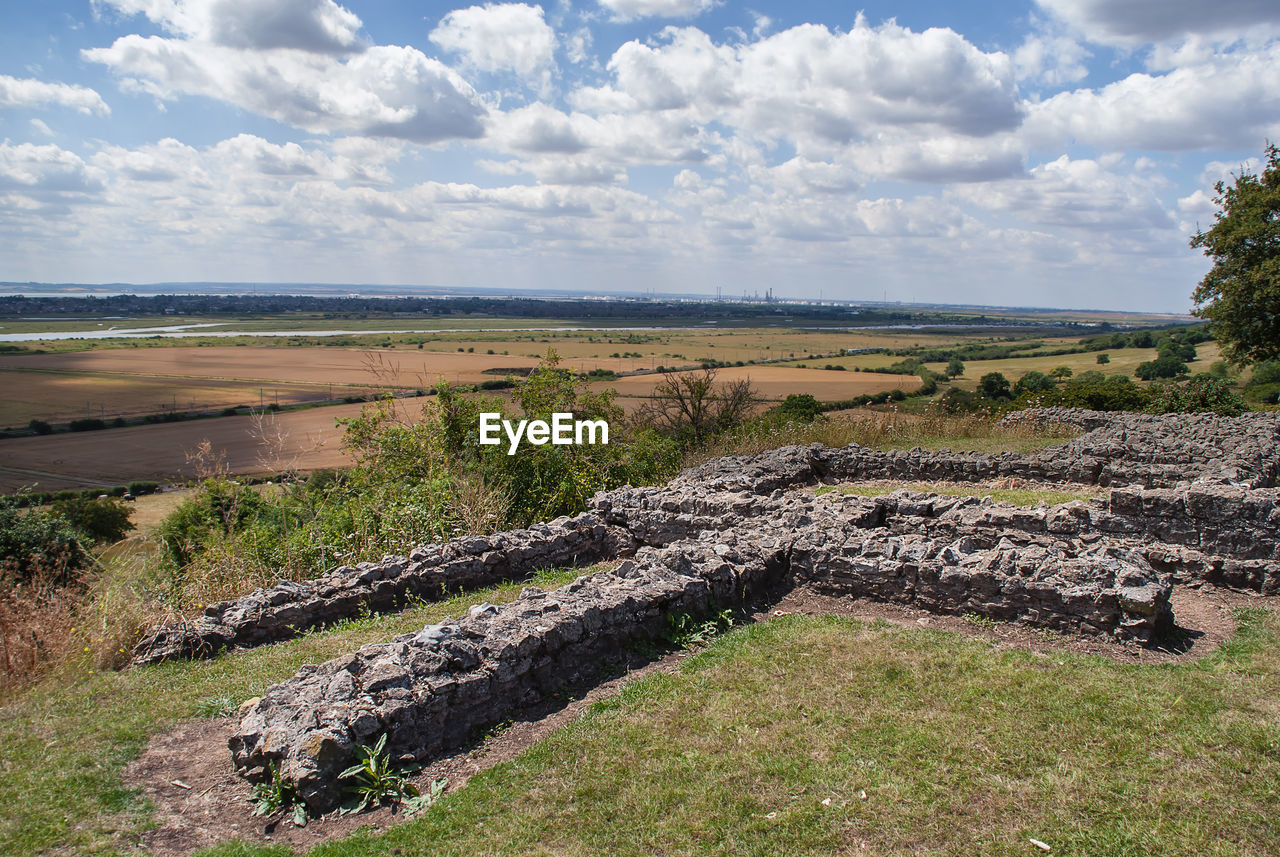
<box><xmin>1190</xmin><ymin>142</ymin><xmax>1280</xmax><ymax>364</ymax></box>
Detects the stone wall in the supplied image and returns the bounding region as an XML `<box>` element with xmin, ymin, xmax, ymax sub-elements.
<box><xmin>136</xmin><ymin>410</ymin><xmax>1280</xmax><ymax>666</ymax></box>
<box><xmin>229</xmin><ymin>514</ymin><xmax>1169</xmax><ymax>811</ymax></box>
<box><xmin>133</xmin><ymin>513</ymin><xmax>621</xmax><ymax>666</ymax></box>
<box><xmin>220</xmin><ymin>409</ymin><xmax>1280</xmax><ymax>809</ymax></box>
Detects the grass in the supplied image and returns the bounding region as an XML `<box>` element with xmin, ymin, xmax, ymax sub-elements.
<box><xmin>686</xmin><ymin>409</ymin><xmax>1076</xmax><ymax>469</ymax></box>
<box><xmin>189</xmin><ymin>610</ymin><xmax>1280</xmax><ymax>857</ymax></box>
<box><xmin>813</xmin><ymin>482</ymin><xmax>1100</xmax><ymax>506</ymax></box>
<box><xmin>0</xmin><ymin>566</ymin><xmax>584</xmax><ymax>857</ymax></box>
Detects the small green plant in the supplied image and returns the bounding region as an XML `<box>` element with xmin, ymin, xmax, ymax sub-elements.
<box><xmin>664</xmin><ymin>608</ymin><xmax>737</xmax><ymax>647</ymax></box>
<box><xmin>961</xmin><ymin>612</ymin><xmax>999</xmax><ymax>632</ymax></box>
<box><xmin>403</xmin><ymin>778</ymin><xmax>448</xmax><ymax>817</ymax></box>
<box><xmin>193</xmin><ymin>696</ymin><xmax>237</xmax><ymax>718</ymax></box>
<box><xmin>339</xmin><ymin>734</ymin><xmax>419</xmax><ymax>814</ymax></box>
<box><xmin>250</xmin><ymin>761</ymin><xmax>307</xmax><ymax>827</ymax></box>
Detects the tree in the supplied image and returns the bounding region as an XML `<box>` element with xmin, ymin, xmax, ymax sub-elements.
<box><xmin>1190</xmin><ymin>142</ymin><xmax>1280</xmax><ymax>364</ymax></box>
<box><xmin>979</xmin><ymin>372</ymin><xmax>1011</xmax><ymax>400</ymax></box>
<box><xmin>1135</xmin><ymin>354</ymin><xmax>1188</xmax><ymax>380</ymax></box>
<box><xmin>1048</xmin><ymin>366</ymin><xmax>1074</xmax><ymax>380</ymax></box>
<box><xmin>1013</xmin><ymin>371</ymin><xmax>1054</xmax><ymax>397</ymax></box>
<box><xmin>945</xmin><ymin>356</ymin><xmax>965</xmax><ymax>378</ymax></box>
<box><xmin>636</xmin><ymin>367</ymin><xmax>759</xmax><ymax>445</ymax></box>
<box><xmin>1096</xmin><ymin>353</ymin><xmax>1110</xmax><ymax>365</ymax></box>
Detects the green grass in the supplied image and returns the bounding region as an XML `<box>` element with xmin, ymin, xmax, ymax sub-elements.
<box><xmin>0</xmin><ymin>567</ymin><xmax>583</xmax><ymax>857</ymax></box>
<box><xmin>813</xmin><ymin>483</ymin><xmax>1100</xmax><ymax>506</ymax></box>
<box><xmin>193</xmin><ymin>610</ymin><xmax>1280</xmax><ymax>857</ymax></box>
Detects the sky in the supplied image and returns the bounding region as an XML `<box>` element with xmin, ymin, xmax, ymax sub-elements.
<box><xmin>1</xmin><ymin>1</ymin><xmax>1278</xmax><ymax>312</ymax></box>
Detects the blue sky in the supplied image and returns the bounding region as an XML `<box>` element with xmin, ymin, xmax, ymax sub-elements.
<box><xmin>2</xmin><ymin>0</ymin><xmax>1278</xmax><ymax>311</ymax></box>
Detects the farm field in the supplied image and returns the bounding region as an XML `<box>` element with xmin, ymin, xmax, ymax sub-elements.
<box><xmin>936</xmin><ymin>340</ymin><xmax>1223</xmax><ymax>390</ymax></box>
<box><xmin>0</xmin><ymin>347</ymin><xmax>555</xmax><ymax>426</ymax></box>
<box><xmin>0</xmin><ymin>325</ymin><xmax>987</xmax><ymax>427</ymax></box>
<box><xmin>0</xmin><ymin>318</ymin><xmax>1225</xmax><ymax>491</ymax></box>
<box><xmin>0</xmin><ymin>402</ymin><xmax>368</xmax><ymax>492</ymax></box>
<box><xmin>595</xmin><ymin>365</ymin><xmax>920</xmax><ymax>409</ymax></box>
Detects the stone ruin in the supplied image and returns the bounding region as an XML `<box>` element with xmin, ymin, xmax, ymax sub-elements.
<box><xmin>128</xmin><ymin>408</ymin><xmax>1280</xmax><ymax>811</ymax></box>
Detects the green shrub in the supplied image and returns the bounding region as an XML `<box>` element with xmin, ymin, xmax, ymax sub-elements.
<box><xmin>67</xmin><ymin>418</ymin><xmax>106</xmax><ymax>432</ymax></box>
<box><xmin>27</xmin><ymin>419</ymin><xmax>52</xmax><ymax>435</ymax></box>
<box><xmin>1147</xmin><ymin>376</ymin><xmax>1247</xmax><ymax>416</ymax></box>
<box><xmin>0</xmin><ymin>497</ymin><xmax>90</xmax><ymax>585</ymax></box>
<box><xmin>49</xmin><ymin>496</ymin><xmax>134</xmax><ymax>545</ymax></box>
<box><xmin>1135</xmin><ymin>354</ymin><xmax>1188</xmax><ymax>380</ymax></box>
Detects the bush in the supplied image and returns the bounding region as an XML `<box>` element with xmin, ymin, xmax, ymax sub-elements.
<box><xmin>939</xmin><ymin>387</ymin><xmax>976</xmax><ymax>413</ymax></box>
<box><xmin>772</xmin><ymin>394</ymin><xmax>823</xmax><ymax>423</ymax></box>
<box><xmin>156</xmin><ymin>479</ymin><xmax>271</xmax><ymax>569</ymax></box>
<box><xmin>1135</xmin><ymin>354</ymin><xmax>1188</xmax><ymax>380</ymax></box>
<box><xmin>0</xmin><ymin>497</ymin><xmax>90</xmax><ymax>586</ymax></box>
<box><xmin>49</xmin><ymin>496</ymin><xmax>135</xmax><ymax>545</ymax></box>
<box><xmin>979</xmin><ymin>372</ymin><xmax>1011</xmax><ymax>400</ymax></box>
<box><xmin>1096</xmin><ymin>353</ymin><xmax>1110</xmax><ymax>365</ymax></box>
<box><xmin>1147</xmin><ymin>376</ymin><xmax>1247</xmax><ymax>416</ymax></box>
<box><xmin>27</xmin><ymin>419</ymin><xmax>52</xmax><ymax>435</ymax></box>
<box><xmin>68</xmin><ymin>418</ymin><xmax>107</xmax><ymax>432</ymax></box>
<box><xmin>1249</xmin><ymin>360</ymin><xmax>1280</xmax><ymax>387</ymax></box>
<box><xmin>1013</xmin><ymin>371</ymin><xmax>1055</xmax><ymax>397</ymax></box>
<box><xmin>127</xmin><ymin>481</ymin><xmax>160</xmax><ymax>496</ymax></box>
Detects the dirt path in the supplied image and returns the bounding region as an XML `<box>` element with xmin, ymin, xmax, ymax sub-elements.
<box><xmin>124</xmin><ymin>584</ymin><xmax>1267</xmax><ymax>856</ymax></box>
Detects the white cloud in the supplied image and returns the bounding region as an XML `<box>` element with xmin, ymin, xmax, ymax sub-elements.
<box><xmin>850</xmin><ymin>134</ymin><xmax>1027</xmax><ymax>183</ymax></box>
<box><xmin>0</xmin><ymin>75</ymin><xmax>110</xmax><ymax>115</ymax></box>
<box><xmin>949</xmin><ymin>155</ymin><xmax>1174</xmax><ymax>233</ymax></box>
<box><xmin>29</xmin><ymin>119</ymin><xmax>55</xmax><ymax>136</ymax></box>
<box><xmin>564</xmin><ymin>27</ymin><xmax>595</xmax><ymax>65</ymax></box>
<box><xmin>0</xmin><ymin>142</ymin><xmax>105</xmax><ymax>217</ymax></box>
<box><xmin>595</xmin><ymin>0</ymin><xmax>719</xmax><ymax>22</ymax></box>
<box><xmin>1013</xmin><ymin>34</ymin><xmax>1090</xmax><ymax>86</ymax></box>
<box><xmin>574</xmin><ymin>19</ymin><xmax>1022</xmax><ymax>152</ymax></box>
<box><xmin>84</xmin><ymin>38</ymin><xmax>486</xmax><ymax>142</ymax></box>
<box><xmin>1024</xmin><ymin>44</ymin><xmax>1280</xmax><ymax>151</ymax></box>
<box><xmin>429</xmin><ymin>4</ymin><xmax>557</xmax><ymax>82</ymax></box>
<box><xmin>1034</xmin><ymin>0</ymin><xmax>1280</xmax><ymax>45</ymax></box>
<box><xmin>95</xmin><ymin>0</ymin><xmax>365</xmax><ymax>54</ymax></box>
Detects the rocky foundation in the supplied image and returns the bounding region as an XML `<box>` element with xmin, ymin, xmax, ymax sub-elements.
<box><xmin>134</xmin><ymin>409</ymin><xmax>1280</xmax><ymax>666</ymax></box>
<box><xmin>161</xmin><ymin>409</ymin><xmax>1280</xmax><ymax>809</ymax></box>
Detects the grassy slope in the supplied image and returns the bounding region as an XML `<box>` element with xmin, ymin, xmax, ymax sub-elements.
<box><xmin>0</xmin><ymin>568</ymin><xmax>581</xmax><ymax>857</ymax></box>
<box><xmin>202</xmin><ymin>611</ymin><xmax>1279</xmax><ymax>857</ymax></box>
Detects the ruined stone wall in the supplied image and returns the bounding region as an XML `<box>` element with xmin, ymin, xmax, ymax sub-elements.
<box><xmin>137</xmin><ymin>410</ymin><xmax>1280</xmax><ymax>666</ymax></box>
<box><xmin>133</xmin><ymin>513</ymin><xmax>621</xmax><ymax>666</ymax></box>
<box><xmin>682</xmin><ymin>408</ymin><xmax>1280</xmax><ymax>492</ymax></box>
<box><xmin>230</xmin><ymin>510</ymin><xmax>1169</xmax><ymax>811</ymax></box>
<box><xmin>230</xmin><ymin>536</ymin><xmax>791</xmax><ymax>810</ymax></box>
